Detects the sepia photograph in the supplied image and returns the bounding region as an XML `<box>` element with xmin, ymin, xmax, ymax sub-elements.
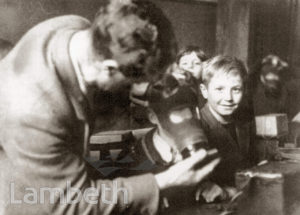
<box><xmin>0</xmin><ymin>0</ymin><xmax>299</xmax><ymax>214</ymax></box>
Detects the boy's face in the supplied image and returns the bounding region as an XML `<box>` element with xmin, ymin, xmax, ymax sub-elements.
<box><xmin>200</xmin><ymin>71</ymin><xmax>244</xmax><ymax>117</ymax></box>
<box><xmin>178</xmin><ymin>52</ymin><xmax>202</xmax><ymax>79</ymax></box>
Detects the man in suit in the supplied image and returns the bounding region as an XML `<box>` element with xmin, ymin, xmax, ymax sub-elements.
<box><xmin>0</xmin><ymin>0</ymin><xmax>219</xmax><ymax>214</ymax></box>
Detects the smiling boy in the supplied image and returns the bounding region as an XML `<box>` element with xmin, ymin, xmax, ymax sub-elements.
<box><xmin>197</xmin><ymin>55</ymin><xmax>257</xmax><ymax>203</ymax></box>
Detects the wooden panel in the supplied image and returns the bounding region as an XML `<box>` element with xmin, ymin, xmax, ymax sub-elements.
<box><xmin>216</xmin><ymin>0</ymin><xmax>300</xmax><ymax>77</ymax></box>
<box><xmin>152</xmin><ymin>0</ymin><xmax>217</xmax><ymax>56</ymax></box>
<box><xmin>90</xmin><ymin>128</ymin><xmax>152</xmax><ymax>145</ymax></box>
<box><xmin>249</xmin><ymin>0</ymin><xmax>292</xmax><ymax>67</ymax></box>
<box><xmin>289</xmin><ymin>0</ymin><xmax>300</xmax><ymax>78</ymax></box>
<box><xmin>216</xmin><ymin>0</ymin><xmax>251</xmax><ymax>65</ymax></box>
<box><xmin>0</xmin><ymin>0</ymin><xmax>217</xmax><ymax>56</ymax></box>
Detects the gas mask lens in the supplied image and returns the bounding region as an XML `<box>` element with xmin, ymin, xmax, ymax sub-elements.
<box><xmin>169</xmin><ymin>107</ymin><xmax>193</xmax><ymax>124</ymax></box>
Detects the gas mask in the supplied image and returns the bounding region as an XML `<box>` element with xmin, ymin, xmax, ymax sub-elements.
<box><xmin>147</xmin><ymin>74</ymin><xmax>208</xmax><ymax>158</ymax></box>
<box><xmin>261</xmin><ymin>71</ymin><xmax>282</xmax><ymax>97</ymax></box>
<box><xmin>260</xmin><ymin>55</ymin><xmax>288</xmax><ymax>97</ymax></box>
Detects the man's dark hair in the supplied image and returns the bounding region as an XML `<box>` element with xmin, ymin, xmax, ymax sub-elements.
<box><xmin>0</xmin><ymin>39</ymin><xmax>13</xmax><ymax>60</ymax></box>
<box><xmin>91</xmin><ymin>0</ymin><xmax>177</xmax><ymax>81</ymax></box>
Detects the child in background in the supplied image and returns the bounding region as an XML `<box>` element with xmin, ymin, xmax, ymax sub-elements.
<box><xmin>171</xmin><ymin>45</ymin><xmax>208</xmax><ymax>108</ymax></box>
<box><xmin>197</xmin><ymin>55</ymin><xmax>257</xmax><ymax>203</ymax></box>
<box><xmin>172</xmin><ymin>45</ymin><xmax>208</xmax><ymax>80</ymax></box>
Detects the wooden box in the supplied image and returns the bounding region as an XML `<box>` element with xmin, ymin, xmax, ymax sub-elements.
<box><xmin>255</xmin><ymin>114</ymin><xmax>289</xmax><ymax>138</ymax></box>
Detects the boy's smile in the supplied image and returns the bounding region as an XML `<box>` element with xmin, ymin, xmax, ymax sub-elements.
<box><xmin>201</xmin><ymin>71</ymin><xmax>244</xmax><ymax>119</ymax></box>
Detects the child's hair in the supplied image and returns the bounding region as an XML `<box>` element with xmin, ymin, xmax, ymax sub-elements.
<box><xmin>176</xmin><ymin>45</ymin><xmax>208</xmax><ymax>64</ymax></box>
<box><xmin>201</xmin><ymin>55</ymin><xmax>247</xmax><ymax>86</ymax></box>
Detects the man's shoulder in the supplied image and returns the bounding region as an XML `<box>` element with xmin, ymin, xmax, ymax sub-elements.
<box><xmin>4</xmin><ymin>15</ymin><xmax>90</xmax><ymax>58</ymax></box>
<box><xmin>38</xmin><ymin>15</ymin><xmax>90</xmax><ymax>30</ymax></box>
<box><xmin>6</xmin><ymin>15</ymin><xmax>90</xmax><ymax>70</ymax></box>
<box><xmin>23</xmin><ymin>15</ymin><xmax>90</xmax><ymax>39</ymax></box>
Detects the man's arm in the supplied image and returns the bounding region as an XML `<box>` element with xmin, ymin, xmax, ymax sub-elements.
<box><xmin>3</xmin><ymin>114</ymin><xmax>219</xmax><ymax>215</ymax></box>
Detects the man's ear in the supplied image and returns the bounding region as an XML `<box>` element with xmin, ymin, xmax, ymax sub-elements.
<box><xmin>200</xmin><ymin>83</ymin><xmax>208</xmax><ymax>99</ymax></box>
<box><xmin>147</xmin><ymin>109</ymin><xmax>159</xmax><ymax>125</ymax></box>
<box><xmin>102</xmin><ymin>59</ymin><xmax>119</xmax><ymax>74</ymax></box>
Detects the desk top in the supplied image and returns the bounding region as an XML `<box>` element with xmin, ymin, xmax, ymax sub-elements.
<box><xmin>167</xmin><ymin>161</ymin><xmax>300</xmax><ymax>215</ymax></box>
<box><xmin>162</xmin><ymin>203</ymin><xmax>231</xmax><ymax>215</ymax></box>
<box><xmin>90</xmin><ymin>128</ymin><xmax>153</xmax><ymax>144</ymax></box>
<box><xmin>89</xmin><ymin>128</ymin><xmax>300</xmax><ymax>215</ymax></box>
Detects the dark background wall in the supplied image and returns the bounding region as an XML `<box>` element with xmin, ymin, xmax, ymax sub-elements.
<box><xmin>152</xmin><ymin>0</ymin><xmax>217</xmax><ymax>56</ymax></box>
<box><xmin>248</xmin><ymin>0</ymin><xmax>294</xmax><ymax>73</ymax></box>
<box><xmin>289</xmin><ymin>0</ymin><xmax>300</xmax><ymax>78</ymax></box>
<box><xmin>0</xmin><ymin>0</ymin><xmax>105</xmax><ymax>43</ymax></box>
<box><xmin>0</xmin><ymin>0</ymin><xmax>300</xmax><ymax>77</ymax></box>
<box><xmin>216</xmin><ymin>0</ymin><xmax>300</xmax><ymax>78</ymax></box>
<box><xmin>0</xmin><ymin>0</ymin><xmax>217</xmax><ymax>56</ymax></box>
<box><xmin>216</xmin><ymin>0</ymin><xmax>251</xmax><ymax>65</ymax></box>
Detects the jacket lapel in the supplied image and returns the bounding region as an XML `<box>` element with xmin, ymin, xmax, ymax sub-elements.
<box><xmin>201</xmin><ymin>104</ymin><xmax>250</xmax><ymax>155</ymax></box>
<box><xmin>51</xmin><ymin>29</ymin><xmax>93</xmax><ymax>156</ymax></box>
<box><xmin>52</xmin><ymin>29</ymin><xmax>90</xmax><ymax>122</ymax></box>
<box><xmin>200</xmin><ymin>104</ymin><xmax>234</xmax><ymax>148</ymax></box>
<box><xmin>236</xmin><ymin>121</ymin><xmax>250</xmax><ymax>157</ymax></box>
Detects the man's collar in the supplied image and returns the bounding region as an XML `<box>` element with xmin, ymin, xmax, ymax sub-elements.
<box><xmin>69</xmin><ymin>35</ymin><xmax>88</xmax><ymax>96</ymax></box>
<box><xmin>51</xmin><ymin>28</ymin><xmax>92</xmax><ymax>123</ymax></box>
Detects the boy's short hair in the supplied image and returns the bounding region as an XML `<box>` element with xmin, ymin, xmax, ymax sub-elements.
<box><xmin>176</xmin><ymin>45</ymin><xmax>208</xmax><ymax>64</ymax></box>
<box><xmin>91</xmin><ymin>0</ymin><xmax>177</xmax><ymax>81</ymax></box>
<box><xmin>201</xmin><ymin>55</ymin><xmax>247</xmax><ymax>86</ymax></box>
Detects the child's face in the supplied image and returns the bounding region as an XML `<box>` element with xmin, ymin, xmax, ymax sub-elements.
<box><xmin>201</xmin><ymin>71</ymin><xmax>244</xmax><ymax>117</ymax></box>
<box><xmin>178</xmin><ymin>52</ymin><xmax>202</xmax><ymax>79</ymax></box>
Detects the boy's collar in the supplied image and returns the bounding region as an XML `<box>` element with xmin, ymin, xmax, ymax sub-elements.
<box><xmin>207</xmin><ymin>104</ymin><xmax>234</xmax><ymax>125</ymax></box>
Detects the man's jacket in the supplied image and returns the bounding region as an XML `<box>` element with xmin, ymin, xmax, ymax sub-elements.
<box><xmin>0</xmin><ymin>15</ymin><xmax>159</xmax><ymax>215</ymax></box>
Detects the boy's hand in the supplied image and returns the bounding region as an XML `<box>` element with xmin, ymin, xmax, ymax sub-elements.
<box><xmin>196</xmin><ymin>181</ymin><xmax>229</xmax><ymax>203</ymax></box>
<box><xmin>155</xmin><ymin>149</ymin><xmax>220</xmax><ymax>190</ymax></box>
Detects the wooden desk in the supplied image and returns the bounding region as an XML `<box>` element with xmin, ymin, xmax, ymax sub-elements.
<box><xmin>89</xmin><ymin>129</ymin><xmax>231</xmax><ymax>214</ymax></box>
<box><xmin>89</xmin><ymin>130</ymin><xmax>300</xmax><ymax>215</ymax></box>
<box><xmin>168</xmin><ymin>160</ymin><xmax>300</xmax><ymax>215</ymax></box>
<box><xmin>161</xmin><ymin>203</ymin><xmax>231</xmax><ymax>215</ymax></box>
<box><xmin>89</xmin><ymin>128</ymin><xmax>152</xmax><ymax>160</ymax></box>
<box><xmin>235</xmin><ymin>160</ymin><xmax>300</xmax><ymax>215</ymax></box>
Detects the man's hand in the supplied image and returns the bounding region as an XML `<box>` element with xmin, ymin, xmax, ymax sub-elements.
<box><xmin>154</xmin><ymin>149</ymin><xmax>220</xmax><ymax>190</ymax></box>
